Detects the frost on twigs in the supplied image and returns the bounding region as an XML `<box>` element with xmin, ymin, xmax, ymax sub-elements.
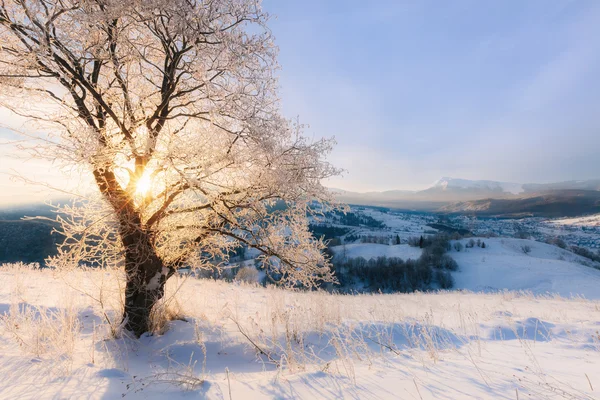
<box><xmin>0</xmin><ymin>0</ymin><xmax>342</xmax><ymax>299</ymax></box>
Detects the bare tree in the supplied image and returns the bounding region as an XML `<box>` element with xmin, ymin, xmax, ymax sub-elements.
<box><xmin>0</xmin><ymin>0</ymin><xmax>339</xmax><ymax>336</ymax></box>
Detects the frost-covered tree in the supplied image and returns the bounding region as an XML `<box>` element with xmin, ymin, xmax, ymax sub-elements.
<box><xmin>0</xmin><ymin>0</ymin><xmax>339</xmax><ymax>336</ymax></box>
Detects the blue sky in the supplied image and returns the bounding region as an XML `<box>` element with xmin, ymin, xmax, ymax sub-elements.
<box><xmin>263</xmin><ymin>0</ymin><xmax>600</xmax><ymax>191</ymax></box>
<box><xmin>1</xmin><ymin>0</ymin><xmax>600</xmax><ymax>205</ymax></box>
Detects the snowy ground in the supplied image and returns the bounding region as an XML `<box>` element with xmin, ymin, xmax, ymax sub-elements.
<box><xmin>1</xmin><ymin>263</ymin><xmax>599</xmax><ymax>399</ymax></box>
<box><xmin>551</xmin><ymin>214</ymin><xmax>600</xmax><ymax>228</ymax></box>
<box><xmin>329</xmin><ymin>237</ymin><xmax>600</xmax><ymax>299</ymax></box>
<box><xmin>314</xmin><ymin>207</ymin><xmax>438</xmax><ymax>243</ymax></box>
<box><xmin>330</xmin><ymin>243</ymin><xmax>423</xmax><ymax>261</ymax></box>
<box><xmin>450</xmin><ymin>238</ymin><xmax>600</xmax><ymax>299</ymax></box>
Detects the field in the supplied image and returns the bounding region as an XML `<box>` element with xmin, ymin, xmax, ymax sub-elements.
<box><xmin>1</xmin><ymin>263</ymin><xmax>599</xmax><ymax>399</ymax></box>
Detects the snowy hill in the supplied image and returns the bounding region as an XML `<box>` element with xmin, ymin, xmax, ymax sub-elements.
<box><xmin>328</xmin><ymin>238</ymin><xmax>600</xmax><ymax>299</ymax></box>
<box><xmin>451</xmin><ymin>238</ymin><xmax>600</xmax><ymax>299</ymax></box>
<box><xmin>330</xmin><ymin>243</ymin><xmax>422</xmax><ymax>260</ymax></box>
<box><xmin>0</xmin><ymin>264</ymin><xmax>599</xmax><ymax>399</ymax></box>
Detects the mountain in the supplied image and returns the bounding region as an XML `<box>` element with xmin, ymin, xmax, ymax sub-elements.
<box><xmin>439</xmin><ymin>190</ymin><xmax>600</xmax><ymax>217</ymax></box>
<box><xmin>0</xmin><ymin>204</ymin><xmax>60</xmax><ymax>266</ymax></box>
<box><xmin>414</xmin><ymin>177</ymin><xmax>522</xmax><ymax>202</ymax></box>
<box><xmin>331</xmin><ymin>178</ymin><xmax>600</xmax><ymax>215</ymax></box>
<box><xmin>522</xmin><ymin>180</ymin><xmax>600</xmax><ymax>193</ymax></box>
<box><xmin>330</xmin><ymin>177</ymin><xmax>524</xmax><ymax>207</ymax></box>
<box><xmin>430</xmin><ymin>177</ymin><xmax>524</xmax><ymax>195</ymax></box>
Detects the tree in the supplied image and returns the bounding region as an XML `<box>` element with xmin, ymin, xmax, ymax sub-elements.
<box><xmin>419</xmin><ymin>235</ymin><xmax>424</xmax><ymax>249</ymax></box>
<box><xmin>0</xmin><ymin>0</ymin><xmax>339</xmax><ymax>336</ymax></box>
<box><xmin>395</xmin><ymin>234</ymin><xmax>401</xmax><ymax>245</ymax></box>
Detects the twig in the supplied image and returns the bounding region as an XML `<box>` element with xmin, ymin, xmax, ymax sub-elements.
<box><xmin>228</xmin><ymin>317</ymin><xmax>280</xmax><ymax>367</ymax></box>
<box><xmin>366</xmin><ymin>336</ymin><xmax>401</xmax><ymax>355</ymax></box>
<box><xmin>226</xmin><ymin>367</ymin><xmax>232</xmax><ymax>400</ymax></box>
<box><xmin>413</xmin><ymin>378</ymin><xmax>423</xmax><ymax>400</ymax></box>
<box><xmin>585</xmin><ymin>373</ymin><xmax>594</xmax><ymax>391</ymax></box>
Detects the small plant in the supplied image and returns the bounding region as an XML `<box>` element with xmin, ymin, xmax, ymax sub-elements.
<box><xmin>235</xmin><ymin>266</ymin><xmax>260</xmax><ymax>284</ymax></box>
<box><xmin>521</xmin><ymin>245</ymin><xmax>532</xmax><ymax>254</ymax></box>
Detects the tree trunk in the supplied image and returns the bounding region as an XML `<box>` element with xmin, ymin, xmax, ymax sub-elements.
<box><xmin>117</xmin><ymin>211</ymin><xmax>169</xmax><ymax>337</ymax></box>
<box><xmin>122</xmin><ymin>265</ymin><xmax>167</xmax><ymax>337</ymax></box>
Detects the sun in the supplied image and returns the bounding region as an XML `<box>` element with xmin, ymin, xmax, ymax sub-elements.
<box><xmin>135</xmin><ymin>173</ymin><xmax>152</xmax><ymax>196</ymax></box>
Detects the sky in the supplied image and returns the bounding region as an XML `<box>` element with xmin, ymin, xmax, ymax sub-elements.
<box><xmin>264</xmin><ymin>0</ymin><xmax>600</xmax><ymax>191</ymax></box>
<box><xmin>1</xmin><ymin>0</ymin><xmax>600</xmax><ymax>205</ymax></box>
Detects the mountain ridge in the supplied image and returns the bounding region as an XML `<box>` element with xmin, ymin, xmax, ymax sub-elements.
<box><xmin>330</xmin><ymin>178</ymin><xmax>600</xmax><ymax>214</ymax></box>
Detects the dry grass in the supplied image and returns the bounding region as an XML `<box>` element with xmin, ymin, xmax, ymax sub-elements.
<box><xmin>0</xmin><ymin>263</ymin><xmax>598</xmax><ymax>398</ymax></box>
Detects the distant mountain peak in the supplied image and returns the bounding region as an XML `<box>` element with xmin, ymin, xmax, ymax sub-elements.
<box><xmin>431</xmin><ymin>177</ymin><xmax>524</xmax><ymax>194</ymax></box>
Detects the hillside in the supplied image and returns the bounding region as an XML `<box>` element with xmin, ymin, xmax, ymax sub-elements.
<box><xmin>0</xmin><ymin>219</ymin><xmax>58</xmax><ymax>265</ymax></box>
<box><xmin>331</xmin><ymin>179</ymin><xmax>600</xmax><ymax>216</ymax></box>
<box><xmin>330</xmin><ymin>243</ymin><xmax>422</xmax><ymax>260</ymax></box>
<box><xmin>329</xmin><ymin>238</ymin><xmax>600</xmax><ymax>299</ymax></box>
<box><xmin>450</xmin><ymin>238</ymin><xmax>600</xmax><ymax>299</ymax></box>
<box><xmin>0</xmin><ymin>204</ymin><xmax>59</xmax><ymax>265</ymax></box>
<box><xmin>0</xmin><ymin>265</ymin><xmax>598</xmax><ymax>399</ymax></box>
<box><xmin>439</xmin><ymin>190</ymin><xmax>600</xmax><ymax>217</ymax></box>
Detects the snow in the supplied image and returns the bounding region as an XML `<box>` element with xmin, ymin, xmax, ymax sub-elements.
<box><xmin>330</xmin><ymin>243</ymin><xmax>423</xmax><ymax>260</ymax></box>
<box><xmin>0</xmin><ymin>263</ymin><xmax>599</xmax><ymax>399</ymax></box>
<box><xmin>432</xmin><ymin>177</ymin><xmax>524</xmax><ymax>194</ymax></box>
<box><xmin>451</xmin><ymin>238</ymin><xmax>600</xmax><ymax>299</ymax></box>
<box><xmin>550</xmin><ymin>213</ymin><xmax>600</xmax><ymax>228</ymax></box>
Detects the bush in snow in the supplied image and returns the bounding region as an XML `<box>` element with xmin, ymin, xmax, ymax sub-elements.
<box><xmin>570</xmin><ymin>246</ymin><xmax>600</xmax><ymax>263</ymax></box>
<box><xmin>438</xmin><ymin>255</ymin><xmax>459</xmax><ymax>271</ymax></box>
<box><xmin>436</xmin><ymin>270</ymin><xmax>455</xmax><ymax>289</ymax></box>
<box><xmin>235</xmin><ymin>266</ymin><xmax>260</xmax><ymax>284</ymax></box>
<box><xmin>521</xmin><ymin>245</ymin><xmax>532</xmax><ymax>254</ymax></box>
<box><xmin>546</xmin><ymin>237</ymin><xmax>567</xmax><ymax>249</ymax></box>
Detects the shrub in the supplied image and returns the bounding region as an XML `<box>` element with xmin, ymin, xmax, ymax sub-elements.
<box><xmin>514</xmin><ymin>231</ymin><xmax>530</xmax><ymax>239</ymax></box>
<box><xmin>438</xmin><ymin>254</ymin><xmax>458</xmax><ymax>271</ymax></box>
<box><xmin>436</xmin><ymin>270</ymin><xmax>455</xmax><ymax>289</ymax></box>
<box><xmin>547</xmin><ymin>237</ymin><xmax>567</xmax><ymax>249</ymax></box>
<box><xmin>521</xmin><ymin>245</ymin><xmax>531</xmax><ymax>254</ymax></box>
<box><xmin>235</xmin><ymin>266</ymin><xmax>260</xmax><ymax>283</ymax></box>
<box><xmin>570</xmin><ymin>246</ymin><xmax>600</xmax><ymax>263</ymax></box>
<box><xmin>453</xmin><ymin>242</ymin><xmax>463</xmax><ymax>252</ymax></box>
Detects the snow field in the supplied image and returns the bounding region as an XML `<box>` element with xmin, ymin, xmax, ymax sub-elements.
<box><xmin>0</xmin><ymin>263</ymin><xmax>598</xmax><ymax>399</ymax></box>
<box><xmin>450</xmin><ymin>238</ymin><xmax>600</xmax><ymax>299</ymax></box>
